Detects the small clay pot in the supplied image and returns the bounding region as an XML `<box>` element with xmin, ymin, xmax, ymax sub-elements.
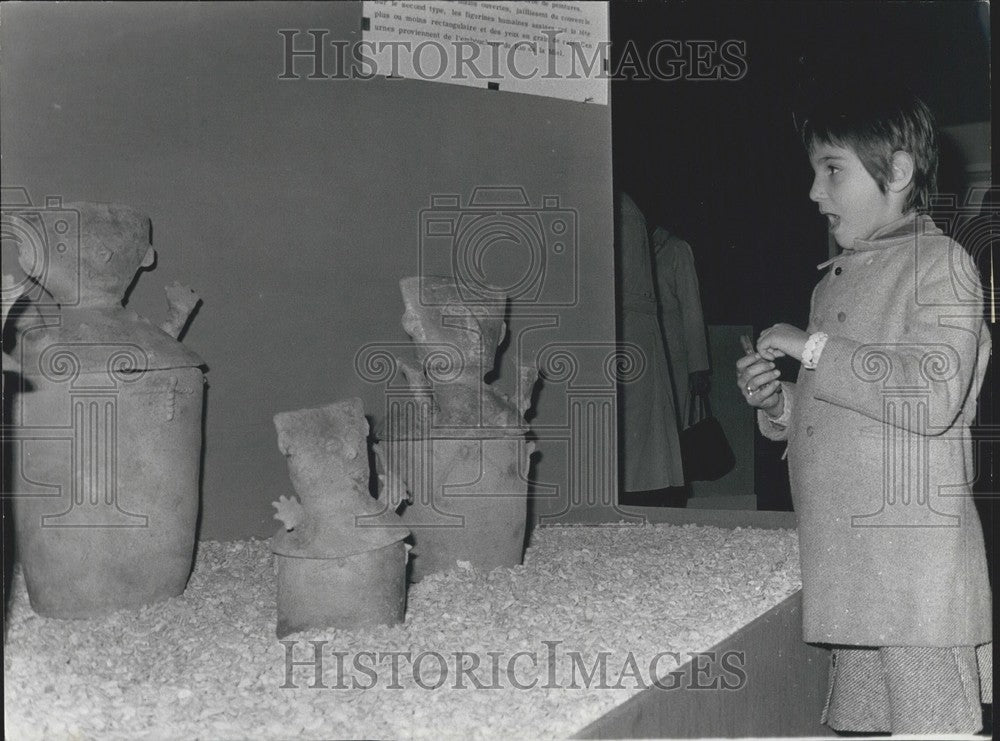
<box><xmin>270</xmin><ymin>399</ymin><xmax>409</xmax><ymax>636</ymax></box>
<box><xmin>275</xmin><ymin>541</ymin><xmax>408</xmax><ymax>638</ymax></box>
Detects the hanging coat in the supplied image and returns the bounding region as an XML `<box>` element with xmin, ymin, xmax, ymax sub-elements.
<box><xmin>651</xmin><ymin>226</ymin><xmax>710</xmax><ymax>425</ymax></box>
<box><xmin>618</xmin><ymin>193</ymin><xmax>685</xmax><ymax>491</ymax></box>
<box><xmin>759</xmin><ymin>213</ymin><xmax>992</xmax><ymax>648</ymax></box>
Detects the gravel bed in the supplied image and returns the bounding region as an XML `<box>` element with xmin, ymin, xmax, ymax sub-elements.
<box><xmin>5</xmin><ymin>523</ymin><xmax>800</xmax><ymax>739</ymax></box>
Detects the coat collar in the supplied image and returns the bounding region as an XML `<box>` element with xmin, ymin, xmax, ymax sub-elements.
<box><xmin>817</xmin><ymin>212</ymin><xmax>941</xmax><ymax>270</ymax></box>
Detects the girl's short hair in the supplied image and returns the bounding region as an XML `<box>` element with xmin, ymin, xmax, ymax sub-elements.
<box><xmin>799</xmin><ymin>85</ymin><xmax>939</xmax><ymax>212</ymax></box>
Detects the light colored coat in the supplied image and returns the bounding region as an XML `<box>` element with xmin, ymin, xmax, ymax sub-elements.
<box><xmin>760</xmin><ymin>213</ymin><xmax>992</xmax><ymax>647</ymax></box>
<box><xmin>619</xmin><ymin>194</ymin><xmax>685</xmax><ymax>490</ymax></box>
<box><xmin>651</xmin><ymin>226</ymin><xmax>710</xmax><ymax>424</ymax></box>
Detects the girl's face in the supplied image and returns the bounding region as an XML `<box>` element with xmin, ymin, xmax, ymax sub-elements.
<box><xmin>808</xmin><ymin>142</ymin><xmax>903</xmax><ymax>249</ymax></box>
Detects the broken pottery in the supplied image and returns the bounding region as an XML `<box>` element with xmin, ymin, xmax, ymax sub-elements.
<box><xmin>9</xmin><ymin>202</ymin><xmax>205</xmax><ymax>618</ymax></box>
<box><xmin>271</xmin><ymin>398</ymin><xmax>408</xmax><ymax>637</ymax></box>
<box><xmin>381</xmin><ymin>277</ymin><xmax>537</xmax><ymax>582</ymax></box>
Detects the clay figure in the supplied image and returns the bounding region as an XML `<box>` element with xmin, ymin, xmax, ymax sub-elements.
<box><xmin>385</xmin><ymin>277</ymin><xmax>537</xmax><ymax>581</ymax></box>
<box><xmin>8</xmin><ymin>201</ymin><xmax>205</xmax><ymax>618</ymax></box>
<box><xmin>399</xmin><ymin>276</ymin><xmax>535</xmax><ymax>429</ymax></box>
<box><xmin>271</xmin><ymin>398</ymin><xmax>408</xmax><ymax>637</ymax></box>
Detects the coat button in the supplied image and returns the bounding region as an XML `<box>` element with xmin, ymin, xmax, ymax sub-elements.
<box><xmin>834</xmin><ymin>266</ymin><xmax>843</xmax><ymax>275</ymax></box>
<box><xmin>837</xmin><ymin>311</ymin><xmax>846</xmax><ymax>322</ymax></box>
<box><xmin>806</xmin><ymin>426</ymin><xmax>814</xmax><ymax>436</ymax></box>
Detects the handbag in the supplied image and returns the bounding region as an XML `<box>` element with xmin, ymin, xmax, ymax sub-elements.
<box><xmin>680</xmin><ymin>391</ymin><xmax>735</xmax><ymax>482</ymax></box>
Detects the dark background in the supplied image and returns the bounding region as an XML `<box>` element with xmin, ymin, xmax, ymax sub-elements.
<box><xmin>609</xmin><ymin>0</ymin><xmax>992</xmax><ymax>511</ymax></box>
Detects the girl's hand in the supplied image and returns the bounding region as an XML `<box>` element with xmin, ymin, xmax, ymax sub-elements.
<box><xmin>736</xmin><ymin>352</ymin><xmax>784</xmax><ymax>414</ymax></box>
<box><xmin>757</xmin><ymin>324</ymin><xmax>809</xmax><ymax>362</ymax></box>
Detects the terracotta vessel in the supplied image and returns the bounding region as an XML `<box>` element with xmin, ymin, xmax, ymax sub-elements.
<box><xmin>9</xmin><ymin>202</ymin><xmax>204</xmax><ymax>618</ymax></box>
<box><xmin>271</xmin><ymin>398</ymin><xmax>408</xmax><ymax>637</ymax></box>
<box><xmin>381</xmin><ymin>277</ymin><xmax>537</xmax><ymax>582</ymax></box>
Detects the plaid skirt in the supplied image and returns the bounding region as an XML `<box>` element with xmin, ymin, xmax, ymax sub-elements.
<box><xmin>822</xmin><ymin>643</ymin><xmax>992</xmax><ymax>734</ymax></box>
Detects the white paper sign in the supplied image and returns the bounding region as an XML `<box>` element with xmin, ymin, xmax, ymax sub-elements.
<box><xmin>361</xmin><ymin>1</ymin><xmax>609</xmax><ymax>104</ymax></box>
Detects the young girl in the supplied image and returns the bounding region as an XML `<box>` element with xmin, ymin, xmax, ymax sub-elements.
<box><xmin>738</xmin><ymin>87</ymin><xmax>992</xmax><ymax>734</ymax></box>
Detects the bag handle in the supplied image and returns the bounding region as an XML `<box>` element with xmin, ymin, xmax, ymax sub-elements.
<box><xmin>687</xmin><ymin>389</ymin><xmax>712</xmax><ymax>426</ymax></box>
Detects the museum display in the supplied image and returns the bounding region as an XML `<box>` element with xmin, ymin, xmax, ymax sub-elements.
<box><xmin>4</xmin><ymin>519</ymin><xmax>810</xmax><ymax>738</ymax></box>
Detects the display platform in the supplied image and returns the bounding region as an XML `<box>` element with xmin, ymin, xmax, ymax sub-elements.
<box><xmin>575</xmin><ymin>590</ymin><xmax>829</xmax><ymax>738</ymax></box>
<box><xmin>574</xmin><ymin>507</ymin><xmax>830</xmax><ymax>739</ymax></box>
<box><xmin>5</xmin><ymin>506</ymin><xmax>821</xmax><ymax>739</ymax></box>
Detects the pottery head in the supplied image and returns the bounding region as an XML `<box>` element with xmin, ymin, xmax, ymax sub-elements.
<box><xmin>17</xmin><ymin>202</ymin><xmax>154</xmax><ymax>307</ymax></box>
<box><xmin>399</xmin><ymin>277</ymin><xmax>506</xmax><ymax>372</ymax></box>
<box><xmin>273</xmin><ymin>399</ymin><xmax>370</xmax><ymax>498</ymax></box>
